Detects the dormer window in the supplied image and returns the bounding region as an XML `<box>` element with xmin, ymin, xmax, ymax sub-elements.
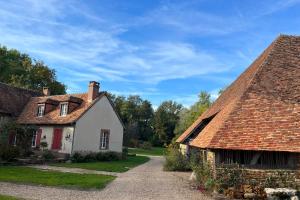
<box><xmin>60</xmin><ymin>103</ymin><xmax>68</xmax><ymax>116</ymax></box>
<box><xmin>37</xmin><ymin>104</ymin><xmax>45</xmax><ymax>117</ymax></box>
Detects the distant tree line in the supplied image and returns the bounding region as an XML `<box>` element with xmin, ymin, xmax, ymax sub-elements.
<box><xmin>0</xmin><ymin>45</ymin><xmax>66</xmax><ymax>94</ymax></box>
<box><xmin>109</xmin><ymin>91</ymin><xmax>213</xmax><ymax>147</ymax></box>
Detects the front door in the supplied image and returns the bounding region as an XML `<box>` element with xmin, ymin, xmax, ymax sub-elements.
<box><xmin>52</xmin><ymin>128</ymin><xmax>62</xmax><ymax>150</ymax></box>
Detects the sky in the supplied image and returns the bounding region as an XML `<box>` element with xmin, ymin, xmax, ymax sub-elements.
<box><xmin>1</xmin><ymin>0</ymin><xmax>300</xmax><ymax>108</ymax></box>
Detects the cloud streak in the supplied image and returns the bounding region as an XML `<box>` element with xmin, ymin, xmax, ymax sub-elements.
<box><xmin>0</xmin><ymin>0</ymin><xmax>298</xmax><ymax>106</ymax></box>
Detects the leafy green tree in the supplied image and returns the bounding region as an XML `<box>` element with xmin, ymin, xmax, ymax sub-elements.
<box><xmin>153</xmin><ymin>101</ymin><xmax>183</xmax><ymax>145</ymax></box>
<box><xmin>0</xmin><ymin>45</ymin><xmax>66</xmax><ymax>94</ymax></box>
<box><xmin>174</xmin><ymin>91</ymin><xmax>212</xmax><ymax>137</ymax></box>
<box><xmin>108</xmin><ymin>94</ymin><xmax>155</xmax><ymax>146</ymax></box>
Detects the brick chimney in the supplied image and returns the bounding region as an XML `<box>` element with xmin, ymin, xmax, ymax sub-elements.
<box><xmin>43</xmin><ymin>87</ymin><xmax>50</xmax><ymax>96</ymax></box>
<box><xmin>88</xmin><ymin>81</ymin><xmax>100</xmax><ymax>102</ymax></box>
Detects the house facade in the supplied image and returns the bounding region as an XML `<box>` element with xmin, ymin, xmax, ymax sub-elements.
<box><xmin>177</xmin><ymin>35</ymin><xmax>300</xmax><ymax>183</ymax></box>
<box><xmin>1</xmin><ymin>81</ymin><xmax>124</xmax><ymax>154</ymax></box>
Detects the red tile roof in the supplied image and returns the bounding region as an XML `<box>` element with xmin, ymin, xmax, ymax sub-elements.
<box><xmin>17</xmin><ymin>92</ymin><xmax>106</xmax><ymax>125</ymax></box>
<box><xmin>177</xmin><ymin>35</ymin><xmax>300</xmax><ymax>153</ymax></box>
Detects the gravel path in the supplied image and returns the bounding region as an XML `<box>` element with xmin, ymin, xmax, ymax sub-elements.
<box><xmin>0</xmin><ymin>156</ymin><xmax>212</xmax><ymax>200</ymax></box>
<box><xmin>30</xmin><ymin>165</ymin><xmax>120</xmax><ymax>176</ymax></box>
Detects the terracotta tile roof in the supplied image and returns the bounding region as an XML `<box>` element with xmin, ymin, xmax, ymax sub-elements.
<box><xmin>178</xmin><ymin>35</ymin><xmax>300</xmax><ymax>153</ymax></box>
<box><xmin>17</xmin><ymin>92</ymin><xmax>106</xmax><ymax>125</ymax></box>
<box><xmin>0</xmin><ymin>82</ymin><xmax>40</xmax><ymax>117</ymax></box>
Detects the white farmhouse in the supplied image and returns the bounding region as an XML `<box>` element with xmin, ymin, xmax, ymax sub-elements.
<box><xmin>10</xmin><ymin>81</ymin><xmax>124</xmax><ymax>154</ymax></box>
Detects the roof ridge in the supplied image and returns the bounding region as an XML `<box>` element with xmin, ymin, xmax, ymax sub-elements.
<box><xmin>235</xmin><ymin>34</ymin><xmax>281</xmax><ymax>100</ymax></box>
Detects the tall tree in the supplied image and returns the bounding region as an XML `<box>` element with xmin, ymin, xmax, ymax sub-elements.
<box><xmin>153</xmin><ymin>101</ymin><xmax>182</xmax><ymax>145</ymax></box>
<box><xmin>174</xmin><ymin>91</ymin><xmax>212</xmax><ymax>137</ymax></box>
<box><xmin>108</xmin><ymin>94</ymin><xmax>154</xmax><ymax>146</ymax></box>
<box><xmin>0</xmin><ymin>45</ymin><xmax>66</xmax><ymax>94</ymax></box>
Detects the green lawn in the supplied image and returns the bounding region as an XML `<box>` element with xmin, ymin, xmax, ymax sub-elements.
<box><xmin>0</xmin><ymin>194</ymin><xmax>21</xmax><ymax>200</ymax></box>
<box><xmin>128</xmin><ymin>147</ymin><xmax>165</xmax><ymax>156</ymax></box>
<box><xmin>51</xmin><ymin>155</ymin><xmax>150</xmax><ymax>172</ymax></box>
<box><xmin>0</xmin><ymin>166</ymin><xmax>115</xmax><ymax>190</ymax></box>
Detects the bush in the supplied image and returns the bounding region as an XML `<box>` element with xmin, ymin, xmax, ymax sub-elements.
<box><xmin>217</xmin><ymin>164</ymin><xmax>244</xmax><ymax>189</ymax></box>
<box><xmin>101</xmin><ymin>151</ymin><xmax>121</xmax><ymax>161</ymax></box>
<box><xmin>140</xmin><ymin>141</ymin><xmax>152</xmax><ymax>150</ymax></box>
<box><xmin>71</xmin><ymin>152</ymin><xmax>85</xmax><ymax>162</ymax></box>
<box><xmin>129</xmin><ymin>139</ymin><xmax>139</xmax><ymax>148</ymax></box>
<box><xmin>84</xmin><ymin>152</ymin><xmax>97</xmax><ymax>162</ymax></box>
<box><xmin>42</xmin><ymin>150</ymin><xmax>55</xmax><ymax>160</ymax></box>
<box><xmin>40</xmin><ymin>141</ymin><xmax>48</xmax><ymax>150</ymax></box>
<box><xmin>0</xmin><ymin>145</ymin><xmax>20</xmax><ymax>161</ymax></box>
<box><xmin>71</xmin><ymin>151</ymin><xmax>122</xmax><ymax>163</ymax></box>
<box><xmin>163</xmin><ymin>147</ymin><xmax>190</xmax><ymax>171</ymax></box>
<box><xmin>192</xmin><ymin>161</ymin><xmax>216</xmax><ymax>191</ymax></box>
<box><xmin>122</xmin><ymin>147</ymin><xmax>128</xmax><ymax>159</ymax></box>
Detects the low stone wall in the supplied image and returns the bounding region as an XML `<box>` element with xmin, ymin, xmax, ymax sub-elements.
<box><xmin>243</xmin><ymin>169</ymin><xmax>300</xmax><ymax>184</ymax></box>
<box><xmin>216</xmin><ymin>167</ymin><xmax>300</xmax><ymax>187</ymax></box>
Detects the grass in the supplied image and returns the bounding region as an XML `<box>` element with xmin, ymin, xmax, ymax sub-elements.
<box><xmin>0</xmin><ymin>166</ymin><xmax>115</xmax><ymax>190</ymax></box>
<box><xmin>128</xmin><ymin>147</ymin><xmax>165</xmax><ymax>156</ymax></box>
<box><xmin>0</xmin><ymin>194</ymin><xmax>21</xmax><ymax>200</ymax></box>
<box><xmin>51</xmin><ymin>155</ymin><xmax>150</xmax><ymax>172</ymax></box>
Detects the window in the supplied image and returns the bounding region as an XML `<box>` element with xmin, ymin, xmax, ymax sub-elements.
<box><xmin>100</xmin><ymin>129</ymin><xmax>110</xmax><ymax>150</ymax></box>
<box><xmin>32</xmin><ymin>132</ymin><xmax>37</xmax><ymax>147</ymax></box>
<box><xmin>37</xmin><ymin>104</ymin><xmax>45</xmax><ymax>117</ymax></box>
<box><xmin>60</xmin><ymin>103</ymin><xmax>68</xmax><ymax>116</ymax></box>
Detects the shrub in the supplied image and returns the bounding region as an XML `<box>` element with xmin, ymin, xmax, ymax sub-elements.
<box><xmin>40</xmin><ymin>141</ymin><xmax>48</xmax><ymax>151</ymax></box>
<box><xmin>122</xmin><ymin>147</ymin><xmax>128</xmax><ymax>159</ymax></box>
<box><xmin>217</xmin><ymin>164</ymin><xmax>244</xmax><ymax>189</ymax></box>
<box><xmin>71</xmin><ymin>152</ymin><xmax>85</xmax><ymax>163</ymax></box>
<box><xmin>140</xmin><ymin>141</ymin><xmax>152</xmax><ymax>150</ymax></box>
<box><xmin>163</xmin><ymin>147</ymin><xmax>190</xmax><ymax>171</ymax></box>
<box><xmin>192</xmin><ymin>160</ymin><xmax>216</xmax><ymax>191</ymax></box>
<box><xmin>0</xmin><ymin>145</ymin><xmax>20</xmax><ymax>161</ymax></box>
<box><xmin>129</xmin><ymin>139</ymin><xmax>139</xmax><ymax>148</ymax></box>
<box><xmin>102</xmin><ymin>151</ymin><xmax>121</xmax><ymax>161</ymax></box>
<box><xmin>42</xmin><ymin>150</ymin><xmax>55</xmax><ymax>160</ymax></box>
<box><xmin>71</xmin><ymin>151</ymin><xmax>122</xmax><ymax>163</ymax></box>
<box><xmin>84</xmin><ymin>152</ymin><xmax>97</xmax><ymax>162</ymax></box>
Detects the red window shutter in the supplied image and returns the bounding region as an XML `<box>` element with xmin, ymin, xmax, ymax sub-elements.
<box><xmin>36</xmin><ymin>129</ymin><xmax>42</xmax><ymax>146</ymax></box>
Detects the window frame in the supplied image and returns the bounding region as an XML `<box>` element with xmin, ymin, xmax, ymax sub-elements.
<box><xmin>99</xmin><ymin>129</ymin><xmax>110</xmax><ymax>150</ymax></box>
<box><xmin>60</xmin><ymin>102</ymin><xmax>68</xmax><ymax>117</ymax></box>
<box><xmin>37</xmin><ymin>104</ymin><xmax>45</xmax><ymax>117</ymax></box>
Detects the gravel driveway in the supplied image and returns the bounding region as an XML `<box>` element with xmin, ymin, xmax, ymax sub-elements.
<box><xmin>0</xmin><ymin>156</ymin><xmax>212</xmax><ymax>200</ymax></box>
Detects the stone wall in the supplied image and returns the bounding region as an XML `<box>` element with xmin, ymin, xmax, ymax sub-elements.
<box><xmin>216</xmin><ymin>167</ymin><xmax>300</xmax><ymax>187</ymax></box>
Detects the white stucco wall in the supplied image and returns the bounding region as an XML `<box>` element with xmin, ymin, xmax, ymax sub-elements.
<box><xmin>39</xmin><ymin>126</ymin><xmax>74</xmax><ymax>154</ymax></box>
<box><xmin>60</xmin><ymin>127</ymin><xmax>74</xmax><ymax>154</ymax></box>
<box><xmin>72</xmin><ymin>96</ymin><xmax>124</xmax><ymax>153</ymax></box>
<box><xmin>40</xmin><ymin>126</ymin><xmax>53</xmax><ymax>149</ymax></box>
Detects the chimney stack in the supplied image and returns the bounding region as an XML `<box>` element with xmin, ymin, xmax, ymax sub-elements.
<box><xmin>43</xmin><ymin>87</ymin><xmax>50</xmax><ymax>96</ymax></box>
<box><xmin>88</xmin><ymin>81</ymin><xmax>100</xmax><ymax>102</ymax></box>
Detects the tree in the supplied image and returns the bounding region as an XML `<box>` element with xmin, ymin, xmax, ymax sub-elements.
<box><xmin>174</xmin><ymin>91</ymin><xmax>212</xmax><ymax>137</ymax></box>
<box><xmin>0</xmin><ymin>121</ymin><xmax>37</xmax><ymax>154</ymax></box>
<box><xmin>108</xmin><ymin>94</ymin><xmax>155</xmax><ymax>146</ymax></box>
<box><xmin>153</xmin><ymin>101</ymin><xmax>183</xmax><ymax>145</ymax></box>
<box><xmin>0</xmin><ymin>45</ymin><xmax>66</xmax><ymax>94</ymax></box>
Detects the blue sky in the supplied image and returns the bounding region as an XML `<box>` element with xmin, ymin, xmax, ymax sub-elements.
<box><xmin>1</xmin><ymin>0</ymin><xmax>300</xmax><ymax>108</ymax></box>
